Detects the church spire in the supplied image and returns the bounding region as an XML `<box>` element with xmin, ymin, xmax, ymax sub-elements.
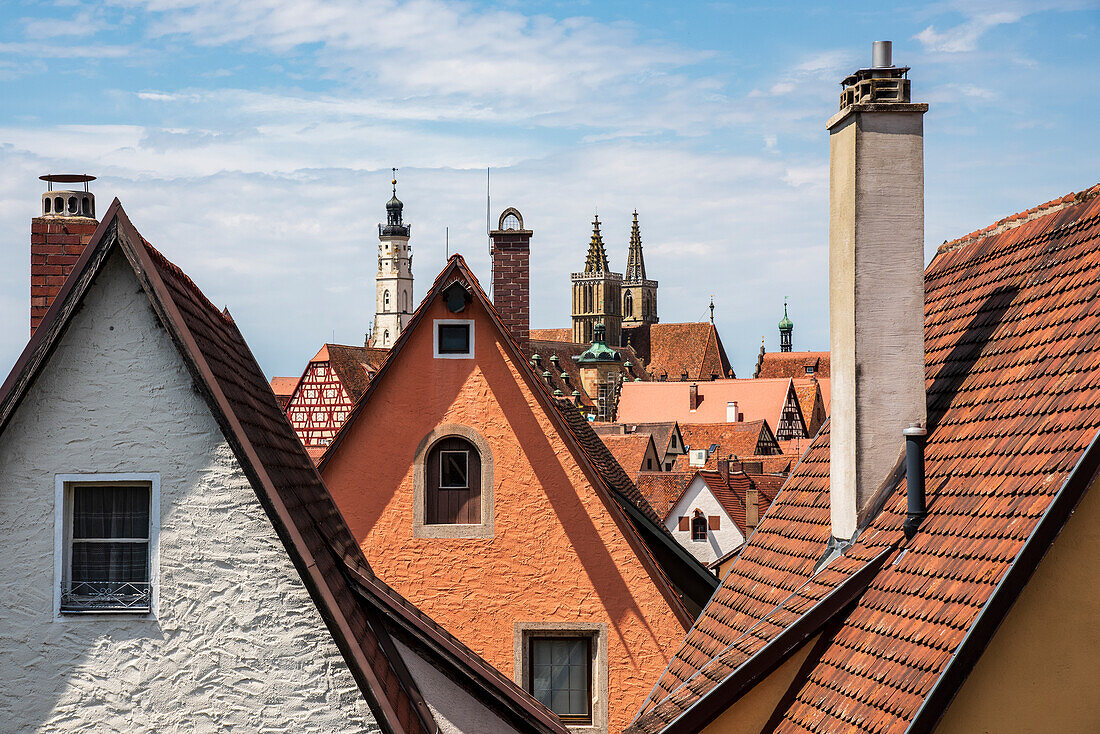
<box><xmin>779</xmin><ymin>299</ymin><xmax>793</xmax><ymax>352</ymax></box>
<box><xmin>584</xmin><ymin>214</ymin><xmax>611</xmax><ymax>273</ymax></box>
<box><xmin>625</xmin><ymin>210</ymin><xmax>646</xmax><ymax>281</ymax></box>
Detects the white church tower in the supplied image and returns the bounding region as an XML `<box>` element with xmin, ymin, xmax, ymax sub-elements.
<box><xmin>372</xmin><ymin>170</ymin><xmax>414</xmax><ymax>348</ymax></box>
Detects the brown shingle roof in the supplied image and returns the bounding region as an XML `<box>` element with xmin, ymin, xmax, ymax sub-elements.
<box><xmin>678</xmin><ymin>421</ymin><xmax>779</xmax><ymax>459</ymax></box>
<box><xmin>630</xmin><ymin>182</ymin><xmax>1100</xmax><ymax>732</ymax></box>
<box><xmin>754</xmin><ymin>351</ymin><xmax>830</xmax><ymax>379</ymax></box>
<box><xmin>0</xmin><ymin>202</ymin><xmax>568</xmax><ymax>734</ymax></box>
<box><xmin>625</xmin><ymin>322</ymin><xmax>733</xmax><ymax>381</ymax></box>
<box><xmin>326</xmin><ymin>343</ymin><xmax>389</xmax><ymax>402</ymax></box>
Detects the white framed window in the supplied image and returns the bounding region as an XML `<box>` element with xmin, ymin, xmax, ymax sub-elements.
<box><xmin>433</xmin><ymin>319</ymin><xmax>475</xmax><ymax>359</ymax></box>
<box><xmin>515</xmin><ymin>622</ymin><xmax>608</xmax><ymax>733</ymax></box>
<box><xmin>54</xmin><ymin>473</ymin><xmax>160</xmax><ymax>619</ymax></box>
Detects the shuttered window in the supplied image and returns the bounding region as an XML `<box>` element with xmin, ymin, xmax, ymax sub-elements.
<box><xmin>708</xmin><ymin>515</ymin><xmax>721</xmax><ymax>530</ymax></box>
<box><xmin>426</xmin><ymin>437</ymin><xmax>481</xmax><ymax>524</ymax></box>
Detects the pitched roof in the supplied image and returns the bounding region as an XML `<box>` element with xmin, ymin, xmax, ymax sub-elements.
<box><xmin>0</xmin><ymin>202</ymin><xmax>567</xmax><ymax>734</ymax></box>
<box><xmin>754</xmin><ymin>350</ymin><xmax>830</xmax><ymax>379</ymax></box>
<box><xmin>695</xmin><ymin>470</ymin><xmax>779</xmax><ymax>535</ymax></box>
<box><xmin>599</xmin><ymin>433</ymin><xmax>659</xmax><ymax>481</ymax></box>
<box><xmin>637</xmin><ymin>472</ymin><xmax>695</xmax><ymax>520</ymax></box>
<box><xmin>593</xmin><ymin>421</ymin><xmax>680</xmax><ymax>458</ymax></box>
<box><xmin>630</xmin><ymin>182</ymin><xmax>1100</xmax><ymax>733</ymax></box>
<box><xmin>325</xmin><ymin>343</ymin><xmax>390</xmax><ymax>402</ymax></box>
<box><xmin>529</xmin><ymin>328</ymin><xmax>573</xmax><ymax>343</ymax></box>
<box><xmin>625</xmin><ymin>322</ymin><xmax>733</xmax><ymax>381</ymax></box>
<box><xmin>678</xmin><ymin>421</ymin><xmax>779</xmax><ymax>459</ymax></box>
<box><xmin>321</xmin><ymin>252</ymin><xmax>719</xmax><ymax>616</ymax></box>
<box><xmin>269</xmin><ymin>376</ymin><xmax>299</xmax><ymax>406</ymax></box>
<box><xmin>619</xmin><ymin>378</ymin><xmax>796</xmax><ymax>428</ymax></box>
<box><xmin>791</xmin><ymin>380</ymin><xmax>826</xmax><ymax>437</ymax></box>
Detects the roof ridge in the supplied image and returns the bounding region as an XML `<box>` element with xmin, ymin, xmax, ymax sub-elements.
<box><xmin>938</xmin><ymin>182</ymin><xmax>1100</xmax><ymax>255</ymax></box>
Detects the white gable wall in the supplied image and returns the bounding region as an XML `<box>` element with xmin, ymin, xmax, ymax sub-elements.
<box><xmin>663</xmin><ymin>475</ymin><xmax>744</xmax><ymax>565</ymax></box>
<box><xmin>0</xmin><ymin>251</ymin><xmax>378</xmax><ymax>732</ymax></box>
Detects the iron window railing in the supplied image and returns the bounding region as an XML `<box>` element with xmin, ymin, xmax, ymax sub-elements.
<box><xmin>60</xmin><ymin>581</ymin><xmax>151</xmax><ymax>613</ymax></box>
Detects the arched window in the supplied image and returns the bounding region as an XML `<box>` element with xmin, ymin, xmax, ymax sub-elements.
<box><xmin>691</xmin><ymin>514</ymin><xmax>707</xmax><ymax>542</ymax></box>
<box><xmin>426</xmin><ymin>437</ymin><xmax>481</xmax><ymax>524</ymax></box>
<box><xmin>383</xmin><ymin>329</ymin><xmax>390</xmax><ymax>343</ymax></box>
<box><xmin>624</xmin><ymin>291</ymin><xmax>634</xmax><ymax>317</ymax></box>
<box><xmin>44</xmin><ymin>197</ymin><xmax>51</xmax><ymax>214</ymax></box>
<box><xmin>384</xmin><ymin>290</ymin><xmax>390</xmax><ymax>309</ymax></box>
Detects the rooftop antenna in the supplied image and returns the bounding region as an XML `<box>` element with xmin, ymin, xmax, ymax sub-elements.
<box><xmin>446</xmin><ymin>226</ymin><xmax>450</xmax><ymax>257</ymax></box>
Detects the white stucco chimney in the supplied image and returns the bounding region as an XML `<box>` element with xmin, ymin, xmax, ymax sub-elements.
<box><xmin>827</xmin><ymin>42</ymin><xmax>928</xmax><ymax>541</ymax></box>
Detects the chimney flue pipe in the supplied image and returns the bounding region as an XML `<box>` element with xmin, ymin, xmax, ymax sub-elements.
<box><xmin>903</xmin><ymin>423</ymin><xmax>928</xmax><ymax>538</ymax></box>
<box><xmin>872</xmin><ymin>40</ymin><xmax>892</xmax><ymax>68</ymax></box>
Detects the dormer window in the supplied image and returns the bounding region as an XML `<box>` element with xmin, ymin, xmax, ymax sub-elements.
<box><xmin>434</xmin><ymin>320</ymin><xmax>474</xmax><ymax>359</ymax></box>
<box><xmin>805</xmin><ymin>364</ymin><xmax>815</xmax><ymax>375</ymax></box>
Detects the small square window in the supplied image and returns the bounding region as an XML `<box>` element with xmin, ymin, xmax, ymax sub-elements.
<box><xmin>434</xmin><ymin>320</ymin><xmax>474</xmax><ymax>358</ymax></box>
<box><xmin>529</xmin><ymin>637</ymin><xmax>592</xmax><ymax>724</ymax></box>
<box><xmin>439</xmin><ymin>450</ymin><xmax>469</xmax><ymax>489</ymax></box>
<box><xmin>805</xmin><ymin>365</ymin><xmax>815</xmax><ymax>374</ymax></box>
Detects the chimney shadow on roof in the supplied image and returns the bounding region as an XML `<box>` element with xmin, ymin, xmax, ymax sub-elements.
<box><xmin>926</xmin><ymin>285</ymin><xmax>1019</xmax><ymax>432</ymax></box>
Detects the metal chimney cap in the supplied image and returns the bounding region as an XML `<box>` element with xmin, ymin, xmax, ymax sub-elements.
<box><xmin>872</xmin><ymin>40</ymin><xmax>893</xmax><ymax>68</ymax></box>
<box><xmin>903</xmin><ymin>422</ymin><xmax>927</xmax><ymax>437</ymax></box>
<box><xmin>40</xmin><ymin>174</ymin><xmax>96</xmax><ymax>184</ymax></box>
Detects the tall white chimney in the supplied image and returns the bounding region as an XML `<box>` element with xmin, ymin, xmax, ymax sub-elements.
<box><xmin>827</xmin><ymin>42</ymin><xmax>928</xmax><ymax>540</ymax></box>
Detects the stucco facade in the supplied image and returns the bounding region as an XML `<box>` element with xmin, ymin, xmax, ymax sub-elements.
<box><xmin>322</xmin><ymin>278</ymin><xmax>689</xmax><ymax>733</ymax></box>
<box><xmin>664</xmin><ymin>476</ymin><xmax>744</xmax><ymax>565</ymax></box>
<box><xmin>0</xmin><ymin>252</ymin><xmax>378</xmax><ymax>732</ymax></box>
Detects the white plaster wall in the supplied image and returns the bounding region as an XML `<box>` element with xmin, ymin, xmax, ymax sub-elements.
<box><xmin>0</xmin><ymin>252</ymin><xmax>378</xmax><ymax>733</ymax></box>
<box><xmin>663</xmin><ymin>476</ymin><xmax>743</xmax><ymax>565</ymax></box>
<box><xmin>394</xmin><ymin>639</ymin><xmax>522</xmax><ymax>734</ymax></box>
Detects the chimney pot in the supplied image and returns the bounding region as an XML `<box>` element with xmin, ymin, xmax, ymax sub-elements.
<box><xmin>746</xmin><ymin>484</ymin><xmax>759</xmax><ymax>528</ymax></box>
<box><xmin>872</xmin><ymin>40</ymin><xmax>892</xmax><ymax>68</ymax></box>
<box><xmin>490</xmin><ymin>207</ymin><xmax>531</xmax><ymax>352</ymax></box>
<box><xmin>31</xmin><ymin>174</ymin><xmax>99</xmax><ymax>335</ymax></box>
<box><xmin>903</xmin><ymin>422</ymin><xmax>928</xmax><ymax>538</ymax></box>
<box><xmin>717</xmin><ymin>458</ymin><xmax>730</xmax><ymax>481</ymax></box>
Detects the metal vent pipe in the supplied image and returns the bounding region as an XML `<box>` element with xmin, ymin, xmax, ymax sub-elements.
<box><xmin>903</xmin><ymin>422</ymin><xmax>928</xmax><ymax>538</ymax></box>
<box><xmin>872</xmin><ymin>40</ymin><xmax>892</xmax><ymax>68</ymax></box>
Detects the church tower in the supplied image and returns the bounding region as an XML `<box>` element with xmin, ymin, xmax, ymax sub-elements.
<box><xmin>779</xmin><ymin>301</ymin><xmax>793</xmax><ymax>352</ymax></box>
<box><xmin>572</xmin><ymin>215</ymin><xmax>622</xmax><ymax>346</ymax></box>
<box><xmin>372</xmin><ymin>170</ymin><xmax>413</xmax><ymax>348</ymax></box>
<box><xmin>621</xmin><ymin>210</ymin><xmax>658</xmax><ymax>327</ymax></box>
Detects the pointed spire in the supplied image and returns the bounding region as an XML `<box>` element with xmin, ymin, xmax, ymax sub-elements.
<box><xmin>584</xmin><ymin>214</ymin><xmax>610</xmax><ymax>273</ymax></box>
<box><xmin>779</xmin><ymin>298</ymin><xmax>794</xmax><ymax>352</ymax></box>
<box><xmin>625</xmin><ymin>210</ymin><xmax>646</xmax><ymax>281</ymax></box>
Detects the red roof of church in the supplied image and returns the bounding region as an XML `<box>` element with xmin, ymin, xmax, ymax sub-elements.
<box><xmin>629</xmin><ymin>183</ymin><xmax>1100</xmax><ymax>733</ymax></box>
<box><xmin>626</xmin><ymin>322</ymin><xmax>733</xmax><ymax>381</ymax></box>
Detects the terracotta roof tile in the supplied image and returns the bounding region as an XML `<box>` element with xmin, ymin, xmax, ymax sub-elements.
<box><xmin>755</xmin><ymin>351</ymin><xmax>830</xmax><ymax>379</ymax></box>
<box><xmin>326</xmin><ymin>344</ymin><xmax>389</xmax><ymax>402</ymax></box>
<box><xmin>600</xmin><ymin>433</ymin><xmax>659</xmax><ymax>481</ymax></box>
<box><xmin>630</xmin><ymin>182</ymin><xmax>1100</xmax><ymax>732</ymax></box>
<box><xmin>637</xmin><ymin>472</ymin><xmax>695</xmax><ymax>520</ymax></box>
<box><xmin>529</xmin><ymin>328</ymin><xmax>573</xmax><ymax>343</ymax></box>
<box><xmin>679</xmin><ymin>421</ymin><xmax>780</xmax><ymax>458</ymax></box>
<box><xmin>625</xmin><ymin>322</ymin><xmax>734</xmax><ymax>381</ymax></box>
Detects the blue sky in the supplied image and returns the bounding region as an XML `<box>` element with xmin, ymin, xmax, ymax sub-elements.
<box><xmin>1</xmin><ymin>0</ymin><xmax>1098</xmax><ymax>379</ymax></box>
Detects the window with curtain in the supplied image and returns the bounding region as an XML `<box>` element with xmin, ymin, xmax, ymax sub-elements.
<box><xmin>528</xmin><ymin>637</ymin><xmax>592</xmax><ymax>724</ymax></box>
<box><xmin>62</xmin><ymin>484</ymin><xmax>151</xmax><ymax>612</ymax></box>
<box><xmin>426</xmin><ymin>437</ymin><xmax>481</xmax><ymax>524</ymax></box>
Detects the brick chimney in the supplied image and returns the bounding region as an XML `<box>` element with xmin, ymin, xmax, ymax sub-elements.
<box><xmin>32</xmin><ymin>174</ymin><xmax>99</xmax><ymax>335</ymax></box>
<box><xmin>746</xmin><ymin>483</ymin><xmax>759</xmax><ymax>529</ymax></box>
<box><xmin>689</xmin><ymin>383</ymin><xmax>700</xmax><ymax>411</ymax></box>
<box><xmin>490</xmin><ymin>207</ymin><xmax>531</xmax><ymax>352</ymax></box>
<box><xmin>828</xmin><ymin>41</ymin><xmax>928</xmax><ymax>541</ymax></box>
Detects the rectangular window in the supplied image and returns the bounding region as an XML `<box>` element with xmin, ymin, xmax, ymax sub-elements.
<box><xmin>529</xmin><ymin>637</ymin><xmax>592</xmax><ymax>724</ymax></box>
<box><xmin>434</xmin><ymin>319</ymin><xmax>475</xmax><ymax>359</ymax></box>
<box><xmin>439</xmin><ymin>450</ymin><xmax>469</xmax><ymax>489</ymax></box>
<box><xmin>60</xmin><ymin>482</ymin><xmax>154</xmax><ymax>614</ymax></box>
<box><xmin>805</xmin><ymin>365</ymin><xmax>815</xmax><ymax>374</ymax></box>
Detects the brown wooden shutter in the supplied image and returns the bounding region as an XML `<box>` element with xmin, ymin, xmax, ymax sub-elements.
<box><xmin>678</xmin><ymin>516</ymin><xmax>689</xmax><ymax>531</ymax></box>
<box><xmin>708</xmin><ymin>515</ymin><xmax>721</xmax><ymax>530</ymax></box>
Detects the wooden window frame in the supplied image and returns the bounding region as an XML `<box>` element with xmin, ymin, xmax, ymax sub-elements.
<box><xmin>528</xmin><ymin>636</ymin><xmax>593</xmax><ymax>725</ymax></box>
<box><xmin>515</xmin><ymin>622</ymin><xmax>608</xmax><ymax>734</ymax></box>
<box><xmin>438</xmin><ymin>449</ymin><xmax>469</xmax><ymax>489</ymax></box>
<box><xmin>691</xmin><ymin>514</ymin><xmax>708</xmax><ymax>542</ymax></box>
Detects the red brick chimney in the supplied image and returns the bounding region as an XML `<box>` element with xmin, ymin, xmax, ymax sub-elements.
<box><xmin>490</xmin><ymin>207</ymin><xmax>531</xmax><ymax>352</ymax></box>
<box><xmin>32</xmin><ymin>174</ymin><xmax>99</xmax><ymax>335</ymax></box>
<box><xmin>689</xmin><ymin>383</ymin><xmax>700</xmax><ymax>411</ymax></box>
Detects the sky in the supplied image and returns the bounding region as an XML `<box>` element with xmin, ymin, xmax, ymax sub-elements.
<box><xmin>1</xmin><ymin>0</ymin><xmax>1098</xmax><ymax>380</ymax></box>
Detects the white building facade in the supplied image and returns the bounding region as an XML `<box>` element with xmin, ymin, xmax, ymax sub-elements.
<box><xmin>373</xmin><ymin>181</ymin><xmax>414</xmax><ymax>348</ymax></box>
<box><xmin>664</xmin><ymin>473</ymin><xmax>746</xmax><ymax>566</ymax></box>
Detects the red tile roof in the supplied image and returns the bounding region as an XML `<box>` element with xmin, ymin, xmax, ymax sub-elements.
<box><xmin>599</xmin><ymin>432</ymin><xmax>659</xmax><ymax>481</ymax></box>
<box><xmin>754</xmin><ymin>350</ymin><xmax>830</xmax><ymax>379</ymax></box>
<box><xmin>678</xmin><ymin>421</ymin><xmax>780</xmax><ymax>459</ymax></box>
<box><xmin>637</xmin><ymin>472</ymin><xmax>695</xmax><ymax>520</ymax></box>
<box><xmin>696</xmin><ymin>470</ymin><xmax>779</xmax><ymax>535</ymax></box>
<box><xmin>0</xmin><ymin>202</ymin><xmax>568</xmax><ymax>734</ymax></box>
<box><xmin>629</xmin><ymin>182</ymin><xmax>1100</xmax><ymax>733</ymax></box>
<box><xmin>326</xmin><ymin>343</ymin><xmax>389</xmax><ymax>401</ymax></box>
<box><xmin>792</xmin><ymin>379</ymin><xmax>827</xmax><ymax>437</ymax></box>
<box><xmin>529</xmin><ymin>327</ymin><xmax>573</xmax><ymax>343</ymax></box>
<box><xmin>625</xmin><ymin>322</ymin><xmax>734</xmax><ymax>381</ymax></box>
<box><xmin>269</xmin><ymin>376</ymin><xmax>299</xmax><ymax>406</ymax></box>
<box><xmin>528</xmin><ymin>339</ymin><xmax>649</xmax><ymax>407</ymax></box>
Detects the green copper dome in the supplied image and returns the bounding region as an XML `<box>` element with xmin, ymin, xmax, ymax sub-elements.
<box><xmin>779</xmin><ymin>303</ymin><xmax>793</xmax><ymax>331</ymax></box>
<box><xmin>577</xmin><ymin>323</ymin><xmax>621</xmax><ymax>365</ymax></box>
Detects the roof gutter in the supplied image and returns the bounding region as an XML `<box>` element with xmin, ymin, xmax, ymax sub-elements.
<box><xmin>906</xmin><ymin>423</ymin><xmax>1100</xmax><ymax>733</ymax></box>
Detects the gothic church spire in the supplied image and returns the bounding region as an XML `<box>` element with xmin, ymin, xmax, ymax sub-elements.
<box><xmin>584</xmin><ymin>215</ymin><xmax>611</xmax><ymax>273</ymax></box>
<box><xmin>625</xmin><ymin>210</ymin><xmax>646</xmax><ymax>281</ymax></box>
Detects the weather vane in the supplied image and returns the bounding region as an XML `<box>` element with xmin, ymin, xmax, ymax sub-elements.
<box><xmin>392</xmin><ymin>167</ymin><xmax>398</xmax><ymax>196</ymax></box>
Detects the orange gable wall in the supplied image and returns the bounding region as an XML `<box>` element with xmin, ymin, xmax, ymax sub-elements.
<box><xmin>322</xmin><ymin>288</ymin><xmax>688</xmax><ymax>733</ymax></box>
